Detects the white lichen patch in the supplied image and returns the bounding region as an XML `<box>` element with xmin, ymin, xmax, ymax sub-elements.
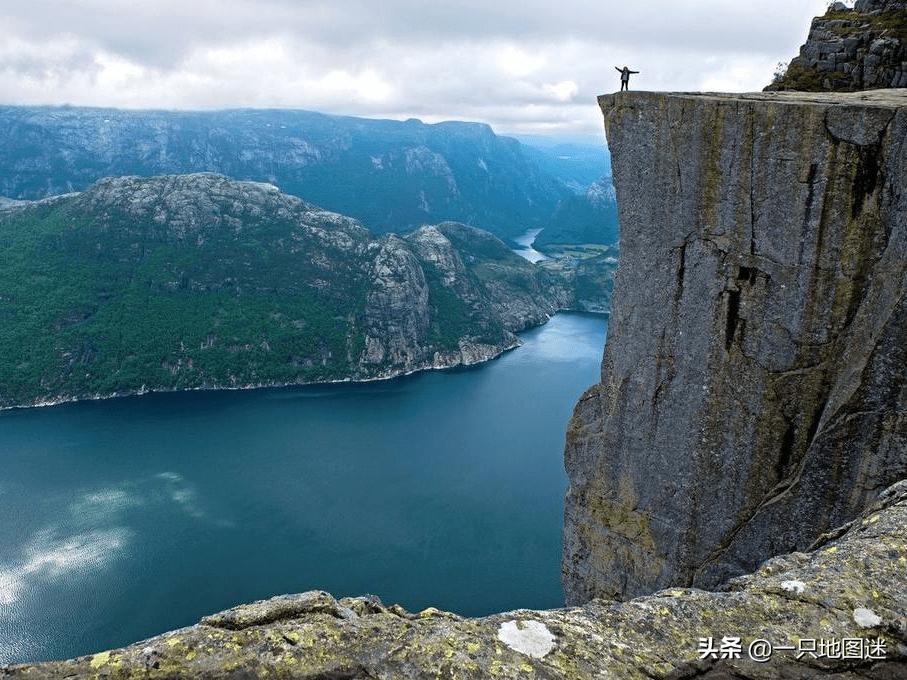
<box><xmin>853</xmin><ymin>607</ymin><xmax>882</xmax><ymax>628</ymax></box>
<box><xmin>496</xmin><ymin>620</ymin><xmax>556</xmax><ymax>659</ymax></box>
<box><xmin>780</xmin><ymin>579</ymin><xmax>806</xmax><ymax>594</ymax></box>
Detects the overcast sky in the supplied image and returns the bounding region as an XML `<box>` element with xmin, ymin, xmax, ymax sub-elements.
<box><xmin>0</xmin><ymin>1</ymin><xmax>831</xmax><ymax>137</ymax></box>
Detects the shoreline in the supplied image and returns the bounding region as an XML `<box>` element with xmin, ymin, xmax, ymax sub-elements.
<box><xmin>0</xmin><ymin>309</ymin><xmax>608</xmax><ymax>414</ymax></box>
<box><xmin>0</xmin><ymin>341</ymin><xmax>518</xmax><ymax>413</ymax></box>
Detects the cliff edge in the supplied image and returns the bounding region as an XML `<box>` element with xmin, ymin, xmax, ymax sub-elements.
<box><xmin>563</xmin><ymin>89</ymin><xmax>907</xmax><ymax>604</ymax></box>
<box><xmin>4</xmin><ymin>480</ymin><xmax>906</xmax><ymax>678</ymax></box>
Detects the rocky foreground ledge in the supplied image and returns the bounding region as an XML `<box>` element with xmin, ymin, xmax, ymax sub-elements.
<box><xmin>5</xmin><ymin>481</ymin><xmax>906</xmax><ymax>679</ymax></box>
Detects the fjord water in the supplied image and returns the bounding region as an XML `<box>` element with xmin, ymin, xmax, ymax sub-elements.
<box><xmin>511</xmin><ymin>228</ymin><xmax>549</xmax><ymax>263</ymax></box>
<box><xmin>0</xmin><ymin>312</ymin><xmax>606</xmax><ymax>664</ymax></box>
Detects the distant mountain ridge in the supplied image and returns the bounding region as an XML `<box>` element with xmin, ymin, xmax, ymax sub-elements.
<box><xmin>515</xmin><ymin>137</ymin><xmax>611</xmax><ymax>194</ymax></box>
<box><xmin>514</xmin><ymin>137</ymin><xmax>619</xmax><ymax>247</ymax></box>
<box><xmin>0</xmin><ymin>106</ymin><xmax>578</xmax><ymax>240</ymax></box>
<box><xmin>0</xmin><ymin>105</ymin><xmax>620</xmax><ymax>245</ymax></box>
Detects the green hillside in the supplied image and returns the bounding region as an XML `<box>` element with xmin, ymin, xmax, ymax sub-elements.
<box><xmin>0</xmin><ymin>174</ymin><xmax>567</xmax><ymax>408</ymax></box>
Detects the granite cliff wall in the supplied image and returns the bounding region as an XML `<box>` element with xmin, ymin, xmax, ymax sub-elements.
<box><xmin>563</xmin><ymin>89</ymin><xmax>907</xmax><ymax>604</ymax></box>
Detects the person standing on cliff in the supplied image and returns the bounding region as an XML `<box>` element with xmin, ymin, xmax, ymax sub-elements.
<box><xmin>615</xmin><ymin>66</ymin><xmax>639</xmax><ymax>91</ymax></box>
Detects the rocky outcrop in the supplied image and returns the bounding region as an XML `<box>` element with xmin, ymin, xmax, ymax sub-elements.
<box><xmin>0</xmin><ymin>174</ymin><xmax>566</xmax><ymax>408</ymax></box>
<box><xmin>426</xmin><ymin>222</ymin><xmax>573</xmax><ymax>329</ymax></box>
<box><xmin>768</xmin><ymin>0</ymin><xmax>907</xmax><ymax>91</ymax></box>
<box><xmin>5</xmin><ymin>479</ymin><xmax>906</xmax><ymax>678</ymax></box>
<box><xmin>539</xmin><ymin>245</ymin><xmax>619</xmax><ymax>314</ymax></box>
<box><xmin>563</xmin><ymin>90</ymin><xmax>907</xmax><ymax>604</ymax></box>
<box><xmin>0</xmin><ymin>197</ymin><xmax>26</xmax><ymax>210</ymax></box>
<box><xmin>358</xmin><ymin>222</ymin><xmax>562</xmax><ymax>378</ymax></box>
<box><xmin>358</xmin><ymin>235</ymin><xmax>432</xmax><ymax>369</ymax></box>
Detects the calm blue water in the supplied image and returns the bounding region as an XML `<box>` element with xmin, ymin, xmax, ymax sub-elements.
<box><xmin>0</xmin><ymin>312</ymin><xmax>606</xmax><ymax>664</ymax></box>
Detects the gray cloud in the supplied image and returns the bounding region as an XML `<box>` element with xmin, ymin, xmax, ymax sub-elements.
<box><xmin>0</xmin><ymin>1</ymin><xmax>829</xmax><ymax>135</ymax></box>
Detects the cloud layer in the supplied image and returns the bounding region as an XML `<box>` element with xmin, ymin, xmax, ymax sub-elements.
<box><xmin>0</xmin><ymin>1</ymin><xmax>829</xmax><ymax>135</ymax></box>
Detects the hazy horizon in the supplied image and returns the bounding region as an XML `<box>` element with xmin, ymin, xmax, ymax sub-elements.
<box><xmin>0</xmin><ymin>100</ymin><xmax>612</xmax><ymax>146</ymax></box>
<box><xmin>0</xmin><ymin>1</ymin><xmax>831</xmax><ymax>136</ymax></box>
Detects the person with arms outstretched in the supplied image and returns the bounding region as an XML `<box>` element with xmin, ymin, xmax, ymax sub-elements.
<box><xmin>615</xmin><ymin>66</ymin><xmax>639</xmax><ymax>91</ymax></box>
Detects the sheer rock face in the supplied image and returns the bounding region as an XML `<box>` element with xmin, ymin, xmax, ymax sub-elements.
<box><xmin>3</xmin><ymin>480</ymin><xmax>906</xmax><ymax>679</ymax></box>
<box><xmin>767</xmin><ymin>0</ymin><xmax>906</xmax><ymax>91</ymax></box>
<box><xmin>563</xmin><ymin>90</ymin><xmax>907</xmax><ymax>604</ymax></box>
<box><xmin>359</xmin><ymin>235</ymin><xmax>431</xmax><ymax>369</ymax></box>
